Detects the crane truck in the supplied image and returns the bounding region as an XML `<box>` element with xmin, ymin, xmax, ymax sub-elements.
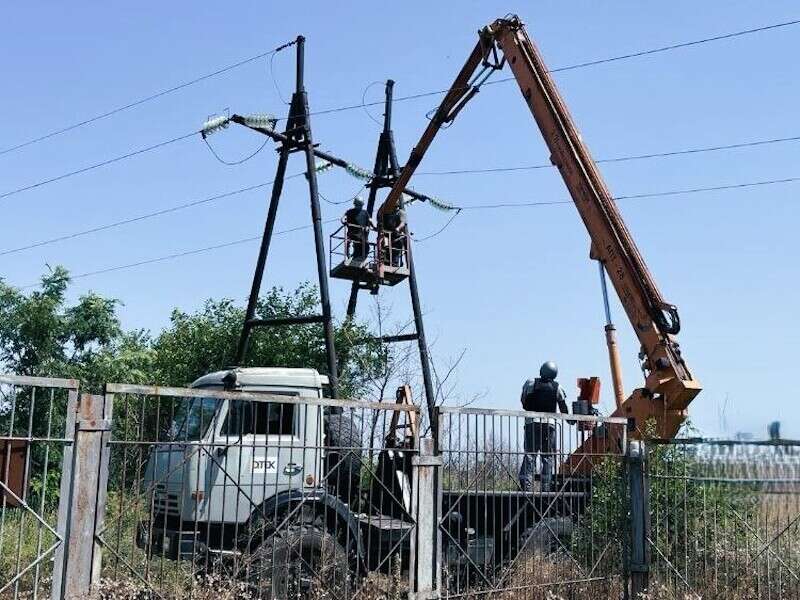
<box><xmin>137</xmin><ymin>14</ymin><xmax>701</xmax><ymax>598</ymax></box>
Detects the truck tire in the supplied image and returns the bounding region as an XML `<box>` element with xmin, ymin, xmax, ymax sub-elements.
<box><xmin>244</xmin><ymin>519</ymin><xmax>352</xmax><ymax>600</ymax></box>
<box><xmin>325</xmin><ymin>413</ymin><xmax>364</xmax><ymax>505</ymax></box>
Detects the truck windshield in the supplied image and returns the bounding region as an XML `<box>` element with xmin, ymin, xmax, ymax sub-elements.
<box><xmin>168</xmin><ymin>397</ymin><xmax>220</xmax><ymax>441</ymax></box>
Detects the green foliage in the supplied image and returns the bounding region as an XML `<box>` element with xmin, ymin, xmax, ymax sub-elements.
<box><xmin>1</xmin><ymin>270</ymin><xmax>383</xmax><ymax>396</ymax></box>
<box><xmin>572</xmin><ymin>421</ymin><xmax>758</xmax><ymax>579</ymax></box>
<box><xmin>0</xmin><ymin>269</ymin><xmax>386</xmax><ymax>509</ymax></box>
<box><xmin>150</xmin><ymin>283</ymin><xmax>383</xmax><ymax>395</ymax></box>
<box><xmin>0</xmin><ymin>267</ymin><xmax>143</xmax><ymax>390</ymax></box>
<box><xmin>570</xmin><ymin>457</ymin><xmax>627</xmax><ymax>573</ymax></box>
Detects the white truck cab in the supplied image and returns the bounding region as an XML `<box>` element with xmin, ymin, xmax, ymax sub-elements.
<box><xmin>140</xmin><ymin>367</ymin><xmax>332</xmax><ymax>558</ymax></box>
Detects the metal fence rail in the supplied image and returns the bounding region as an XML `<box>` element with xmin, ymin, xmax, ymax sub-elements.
<box><xmin>96</xmin><ymin>383</ymin><xmax>421</xmax><ymax>600</ymax></box>
<box><xmin>646</xmin><ymin>439</ymin><xmax>800</xmax><ymax>599</ymax></box>
<box><xmin>0</xmin><ymin>375</ymin><xmax>78</xmax><ymax>600</ymax></box>
<box><xmin>435</xmin><ymin>406</ymin><xmax>628</xmax><ymax>599</ymax></box>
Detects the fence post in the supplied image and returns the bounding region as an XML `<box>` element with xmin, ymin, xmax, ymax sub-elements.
<box><xmin>58</xmin><ymin>393</ymin><xmax>113</xmax><ymax>599</ymax></box>
<box><xmin>627</xmin><ymin>440</ymin><xmax>650</xmax><ymax>599</ymax></box>
<box><xmin>410</xmin><ymin>437</ymin><xmax>442</xmax><ymax>600</ymax></box>
<box><xmin>50</xmin><ymin>389</ymin><xmax>79</xmax><ymax>600</ymax></box>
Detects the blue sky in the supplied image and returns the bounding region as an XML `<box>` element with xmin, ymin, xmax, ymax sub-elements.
<box><xmin>2</xmin><ymin>2</ymin><xmax>798</xmax><ymax>439</ymax></box>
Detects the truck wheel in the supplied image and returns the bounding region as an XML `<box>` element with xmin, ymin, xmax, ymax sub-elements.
<box><xmin>245</xmin><ymin>520</ymin><xmax>352</xmax><ymax>600</ymax></box>
<box><xmin>325</xmin><ymin>413</ymin><xmax>364</xmax><ymax>505</ymax></box>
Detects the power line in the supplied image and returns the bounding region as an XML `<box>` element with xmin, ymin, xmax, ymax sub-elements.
<box><xmin>2</xmin><ymin>17</ymin><xmax>795</xmax><ymax>165</ymax></box>
<box><xmin>0</xmin><ymin>47</ymin><xmax>286</xmax><ymax>157</ymax></box>
<box><xmin>459</xmin><ymin>175</ymin><xmax>800</xmax><ymax>210</ymax></box>
<box><xmin>203</xmin><ymin>136</ymin><xmax>271</xmax><ymax>165</ymax></box>
<box><xmin>279</xmin><ymin>17</ymin><xmax>800</xmax><ymax>122</ymax></box>
<box><xmin>0</xmin><ymin>175</ymin><xmax>308</xmax><ymax>257</ymax></box>
<box><xmin>21</xmin><ymin>219</ymin><xmax>339</xmax><ymax>289</ymax></box>
<box><xmin>0</xmin><ymin>131</ymin><xmax>197</xmax><ymax>203</ymax></box>
<box><xmin>5</xmin><ymin>165</ymin><xmax>798</xmax><ymax>259</ymax></box>
<box><xmin>415</xmin><ymin>209</ymin><xmax>462</xmax><ymax>242</ymax></box>
<box><xmin>549</xmin><ymin>18</ymin><xmax>800</xmax><ymax>73</ymax></box>
<box><xmin>2</xmin><ymin>18</ymin><xmax>795</xmax><ymax>203</ymax></box>
<box><xmin>416</xmin><ymin>134</ymin><xmax>800</xmax><ymax>176</ymax></box>
<box><xmin>18</xmin><ymin>173</ymin><xmax>799</xmax><ymax>286</ymax></box>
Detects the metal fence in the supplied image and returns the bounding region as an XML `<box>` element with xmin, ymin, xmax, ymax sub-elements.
<box><xmin>96</xmin><ymin>383</ymin><xmax>421</xmax><ymax>600</ymax></box>
<box><xmin>436</xmin><ymin>406</ymin><xmax>629</xmax><ymax>599</ymax></box>
<box><xmin>0</xmin><ymin>375</ymin><xmax>78</xmax><ymax>600</ymax></box>
<box><xmin>3</xmin><ymin>372</ymin><xmax>800</xmax><ymax>600</ymax></box>
<box><xmin>646</xmin><ymin>438</ymin><xmax>800</xmax><ymax>599</ymax></box>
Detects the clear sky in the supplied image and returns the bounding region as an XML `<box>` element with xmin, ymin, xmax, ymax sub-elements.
<box><xmin>2</xmin><ymin>2</ymin><xmax>798</xmax><ymax>439</ymax></box>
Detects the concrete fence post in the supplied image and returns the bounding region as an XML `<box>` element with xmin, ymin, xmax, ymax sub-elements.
<box><xmin>409</xmin><ymin>437</ymin><xmax>442</xmax><ymax>600</ymax></box>
<box><xmin>627</xmin><ymin>440</ymin><xmax>650</xmax><ymax>599</ymax></box>
<box><xmin>56</xmin><ymin>393</ymin><xmax>113</xmax><ymax>599</ymax></box>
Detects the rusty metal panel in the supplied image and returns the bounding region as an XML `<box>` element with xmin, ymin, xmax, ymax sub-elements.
<box><xmin>0</xmin><ymin>440</ymin><xmax>28</xmax><ymax>507</ymax></box>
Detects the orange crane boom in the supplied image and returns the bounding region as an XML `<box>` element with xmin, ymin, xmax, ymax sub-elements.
<box><xmin>379</xmin><ymin>16</ymin><xmax>701</xmax><ymax>439</ymax></box>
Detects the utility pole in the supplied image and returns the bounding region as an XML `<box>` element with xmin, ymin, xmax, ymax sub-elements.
<box><xmin>344</xmin><ymin>80</ymin><xmax>438</xmax><ymax>439</ymax></box>
<box><xmin>235</xmin><ymin>36</ymin><xmax>339</xmax><ymax>397</ymax></box>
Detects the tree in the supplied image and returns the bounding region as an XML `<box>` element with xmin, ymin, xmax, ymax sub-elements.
<box><xmin>0</xmin><ymin>270</ymin><xmax>383</xmax><ymax>398</ymax></box>
<box><xmin>0</xmin><ymin>266</ymin><xmax>153</xmax><ymax>390</ymax></box>
<box><xmin>151</xmin><ymin>283</ymin><xmax>382</xmax><ymax>396</ymax></box>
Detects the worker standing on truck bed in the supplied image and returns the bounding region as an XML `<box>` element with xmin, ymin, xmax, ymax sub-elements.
<box><xmin>519</xmin><ymin>361</ymin><xmax>570</xmax><ymax>491</ymax></box>
<box><xmin>343</xmin><ymin>197</ymin><xmax>371</xmax><ymax>260</ymax></box>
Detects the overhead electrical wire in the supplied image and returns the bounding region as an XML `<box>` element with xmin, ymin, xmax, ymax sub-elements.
<box><xmin>0</xmin><ymin>18</ymin><xmax>794</xmax><ymax>202</ymax></box>
<box><xmin>277</xmin><ymin>17</ymin><xmax>800</xmax><ymax>122</ymax></box>
<box><xmin>0</xmin><ymin>42</ymin><xmax>298</xmax><ymax>157</ymax></box>
<box><xmin>416</xmin><ymin>133</ymin><xmax>800</xmax><ymax>176</ymax></box>
<box><xmin>458</xmin><ymin>175</ymin><xmax>800</xmax><ymax>210</ymax></box>
<box><xmin>203</xmin><ymin>136</ymin><xmax>271</xmax><ymax>165</ymax></box>
<box><xmin>0</xmin><ymin>131</ymin><xmax>197</xmax><ymax>202</ymax></box>
<box><xmin>19</xmin><ymin>218</ymin><xmax>340</xmax><ymax>289</ymax></box>
<box><xmin>0</xmin><ymin>178</ymin><xmax>284</xmax><ymax>257</ymax></box>
<box><xmin>4</xmin><ymin>17</ymin><xmax>796</xmax><ymax>159</ymax></box>
<box><xmin>414</xmin><ymin>209</ymin><xmax>462</xmax><ymax>242</ymax></box>
<box><xmin>17</xmin><ymin>173</ymin><xmax>800</xmax><ymax>287</ymax></box>
<box><xmin>0</xmin><ymin>163</ymin><xmax>341</xmax><ymax>256</ymax></box>
<box><xmin>3</xmin><ymin>166</ymin><xmax>798</xmax><ymax>259</ymax></box>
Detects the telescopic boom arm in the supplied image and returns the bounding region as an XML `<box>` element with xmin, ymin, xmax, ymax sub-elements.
<box><xmin>379</xmin><ymin>16</ymin><xmax>701</xmax><ymax>438</ymax></box>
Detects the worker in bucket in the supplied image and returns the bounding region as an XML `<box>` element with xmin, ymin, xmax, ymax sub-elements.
<box><xmin>519</xmin><ymin>361</ymin><xmax>570</xmax><ymax>491</ymax></box>
<box><xmin>343</xmin><ymin>196</ymin><xmax>371</xmax><ymax>260</ymax></box>
<box><xmin>381</xmin><ymin>197</ymin><xmax>407</xmax><ymax>267</ymax></box>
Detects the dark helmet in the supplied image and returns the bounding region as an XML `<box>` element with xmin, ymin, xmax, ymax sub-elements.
<box><xmin>539</xmin><ymin>361</ymin><xmax>558</xmax><ymax>381</ymax></box>
<box><xmin>353</xmin><ymin>196</ymin><xmax>364</xmax><ymax>208</ymax></box>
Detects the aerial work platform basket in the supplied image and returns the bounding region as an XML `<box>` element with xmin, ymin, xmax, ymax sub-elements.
<box><xmin>330</xmin><ymin>223</ymin><xmax>409</xmax><ymax>287</ymax></box>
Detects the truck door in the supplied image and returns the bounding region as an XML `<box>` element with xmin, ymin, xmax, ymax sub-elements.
<box><xmin>203</xmin><ymin>395</ymin><xmax>321</xmax><ymax>525</ymax></box>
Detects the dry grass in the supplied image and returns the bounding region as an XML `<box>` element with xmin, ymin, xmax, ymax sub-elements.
<box><xmin>83</xmin><ymin>568</ymin><xmax>407</xmax><ymax>600</ymax></box>
<box><xmin>87</xmin><ymin>573</ymin><xmax>254</xmax><ymax>600</ymax></box>
<box><xmin>444</xmin><ymin>551</ymin><xmax>624</xmax><ymax>600</ymax></box>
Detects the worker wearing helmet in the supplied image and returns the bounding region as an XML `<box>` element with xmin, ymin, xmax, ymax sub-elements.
<box><xmin>381</xmin><ymin>197</ymin><xmax>407</xmax><ymax>267</ymax></box>
<box><xmin>519</xmin><ymin>361</ymin><xmax>569</xmax><ymax>492</ymax></box>
<box><xmin>343</xmin><ymin>197</ymin><xmax>372</xmax><ymax>260</ymax></box>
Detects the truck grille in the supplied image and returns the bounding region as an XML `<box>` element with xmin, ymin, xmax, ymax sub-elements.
<box><xmin>153</xmin><ymin>489</ymin><xmax>180</xmax><ymax>516</ymax></box>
